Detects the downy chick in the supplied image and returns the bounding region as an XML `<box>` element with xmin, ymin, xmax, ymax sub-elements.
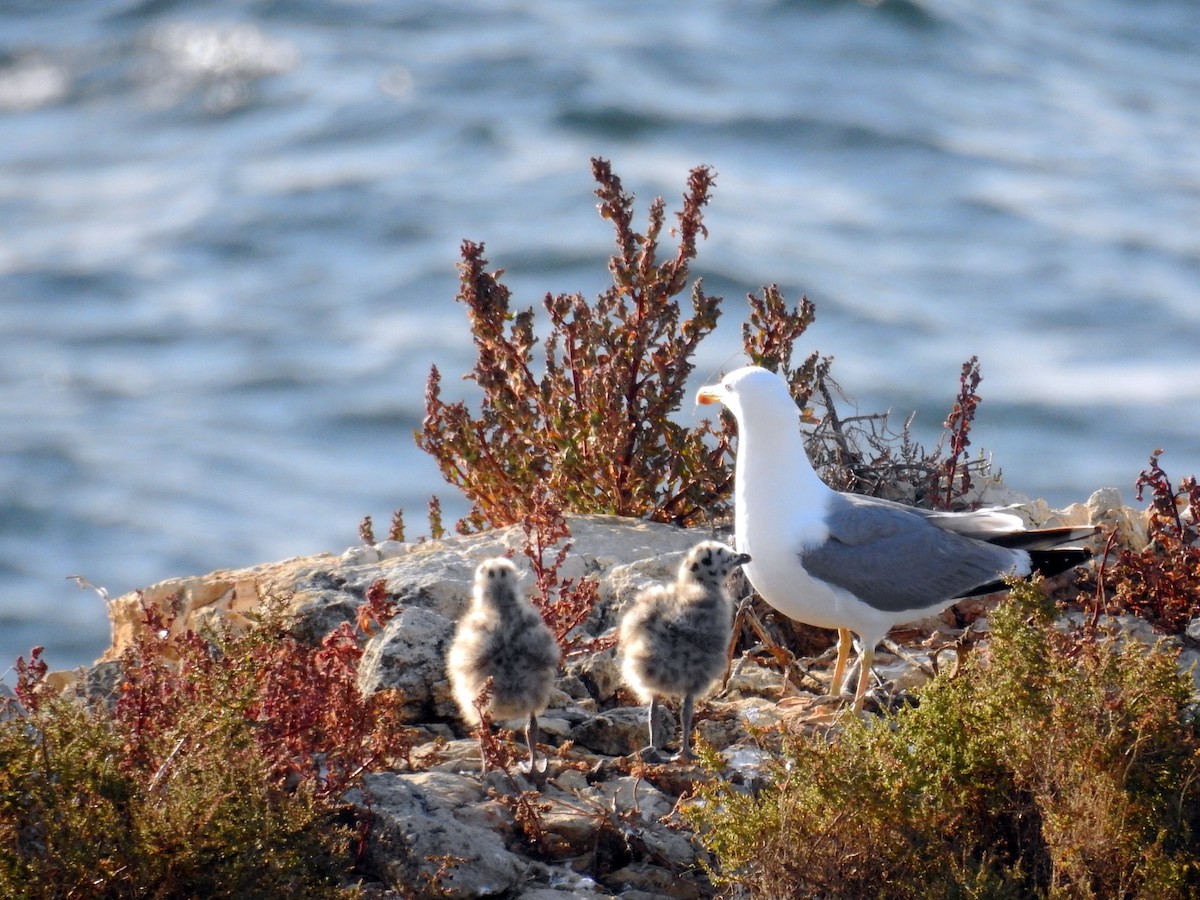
<box><xmin>619</xmin><ymin>540</ymin><xmax>750</xmax><ymax>761</ymax></box>
<box><xmin>448</xmin><ymin>557</ymin><xmax>560</xmax><ymax>774</ymax></box>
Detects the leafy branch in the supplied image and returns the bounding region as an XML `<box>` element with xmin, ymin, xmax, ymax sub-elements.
<box><xmin>417</xmin><ymin>158</ymin><xmax>732</xmax><ymax>531</ymax></box>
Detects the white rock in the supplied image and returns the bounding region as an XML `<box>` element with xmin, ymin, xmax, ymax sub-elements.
<box><xmin>536</xmin><ymin>717</ymin><xmax>572</xmax><ymax>738</ymax></box>
<box><xmin>348</xmin><ymin>771</ymin><xmax>526</xmax><ymax>898</ymax></box>
<box><xmin>721</xmin><ymin>744</ymin><xmax>775</xmax><ymax>775</ymax></box>
<box><xmin>591</xmin><ymin>775</ymin><xmax>673</xmax><ymax>821</ymax></box>
<box><xmin>341</xmin><ymin>545</ymin><xmax>381</xmax><ymax>565</ymax></box>
<box><xmin>552</xmin><ymin>768</ymin><xmax>589</xmax><ymax>793</ymax></box>
<box><xmin>358</xmin><ymin>606</ymin><xmax>458</xmax><ymax>723</ymax></box>
<box><xmin>1087</xmin><ymin>487</ymin><xmax>1148</xmax><ymax>549</ymax></box>
<box><xmin>568</xmin><ymin>704</ymin><xmax>660</xmax><ymax>756</ymax></box>
<box><xmin>566</xmin><ymin>648</ymin><xmax>623</xmax><ymax>703</ymax></box>
<box><xmin>374</xmin><ymin>539</ymin><xmax>409</xmax><ymax>559</ymax></box>
<box><xmin>722</xmin><ymin>657</ymin><xmax>788</xmax><ymax>699</ymax></box>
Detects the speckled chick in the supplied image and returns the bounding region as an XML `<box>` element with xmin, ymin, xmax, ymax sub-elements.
<box><xmin>619</xmin><ymin>540</ymin><xmax>751</xmax><ymax>762</ymax></box>
<box><xmin>447</xmin><ymin>556</ymin><xmax>561</xmax><ymax>774</ymax></box>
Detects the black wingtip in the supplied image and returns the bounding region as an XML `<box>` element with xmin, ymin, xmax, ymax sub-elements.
<box><xmin>989</xmin><ymin>525</ymin><xmax>1098</xmax><ymax>551</ymax></box>
<box><xmin>1028</xmin><ymin>547</ymin><xmax>1094</xmax><ymax>580</ymax></box>
<box><xmin>957</xmin><ymin>546</ymin><xmax>1093</xmax><ymax>599</ymax></box>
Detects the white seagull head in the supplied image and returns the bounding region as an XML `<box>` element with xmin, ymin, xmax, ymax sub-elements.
<box><xmin>697</xmin><ymin>365</ymin><xmax>819</xmax><ymax>427</ymax></box>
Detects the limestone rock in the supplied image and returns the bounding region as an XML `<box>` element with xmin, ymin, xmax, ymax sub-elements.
<box><xmin>601</xmin><ymin>862</ymin><xmax>707</xmax><ymax>899</ymax></box>
<box><xmin>569</xmin><ymin>704</ymin><xmax>663</xmax><ymax>757</ymax></box>
<box><xmin>722</xmin><ymin>656</ymin><xmax>789</xmax><ymax>699</ymax></box>
<box><xmin>516</xmin><ymin>883</ymin><xmax>610</xmax><ymax>900</ymax></box>
<box><xmin>358</xmin><ymin>606</ymin><xmax>458</xmax><ymax>723</ymax></box>
<box><xmin>1187</xmin><ymin>617</ymin><xmax>1200</xmax><ymax>644</ymax></box>
<box><xmin>1086</xmin><ymin>487</ymin><xmax>1148</xmax><ymax>550</ymax></box>
<box><xmin>1010</xmin><ymin>488</ymin><xmax>1146</xmax><ymax>552</ymax></box>
<box><xmin>348</xmin><ymin>771</ymin><xmax>527</xmax><ymax>898</ymax></box>
<box><xmin>592</xmin><ymin>774</ymin><xmax>675</xmax><ymax>821</ymax></box>
<box><xmin>99</xmin><ymin>514</ymin><xmax>704</xmax><ymax>661</ymax></box>
<box><xmin>566</xmin><ymin>649</ymin><xmax>623</xmax><ymax>704</ymax></box>
<box><xmin>695</xmin><ymin>695</ymin><xmax>785</xmax><ymax>748</ymax></box>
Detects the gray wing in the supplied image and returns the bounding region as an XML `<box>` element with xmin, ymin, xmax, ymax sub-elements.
<box><xmin>800</xmin><ymin>493</ymin><xmax>1026</xmax><ymax>613</ymax></box>
<box><xmin>837</xmin><ymin>492</ymin><xmax>1096</xmax><ymax>547</ymax></box>
<box><xmin>836</xmin><ymin>492</ymin><xmax>1027</xmax><ymax>539</ymax></box>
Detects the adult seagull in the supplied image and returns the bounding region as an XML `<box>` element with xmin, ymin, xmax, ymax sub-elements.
<box><xmin>697</xmin><ymin>365</ymin><xmax>1093</xmax><ymax>712</ymax></box>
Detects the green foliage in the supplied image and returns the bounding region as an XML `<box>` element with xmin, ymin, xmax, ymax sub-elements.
<box><xmin>0</xmin><ymin>587</ymin><xmax>415</xmax><ymax>898</ymax></box>
<box><xmin>687</xmin><ymin>580</ymin><xmax>1200</xmax><ymax>898</ymax></box>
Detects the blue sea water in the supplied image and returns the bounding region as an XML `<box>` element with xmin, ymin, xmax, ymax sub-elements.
<box><xmin>1</xmin><ymin>0</ymin><xmax>1198</xmax><ymax>675</ymax></box>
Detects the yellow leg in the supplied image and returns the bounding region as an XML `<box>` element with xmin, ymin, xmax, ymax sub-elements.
<box><xmin>852</xmin><ymin>645</ymin><xmax>875</xmax><ymax>713</ymax></box>
<box><xmin>831</xmin><ymin>628</ymin><xmax>854</xmax><ymax>696</ymax></box>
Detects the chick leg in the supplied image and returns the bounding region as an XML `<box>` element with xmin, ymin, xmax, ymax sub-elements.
<box><xmin>674</xmin><ymin>692</ymin><xmax>696</xmax><ymax>763</ymax></box>
<box><xmin>640</xmin><ymin>696</ymin><xmax>668</xmax><ymax>762</ymax></box>
<box><xmin>519</xmin><ymin>712</ymin><xmax>548</xmax><ymax>777</ymax></box>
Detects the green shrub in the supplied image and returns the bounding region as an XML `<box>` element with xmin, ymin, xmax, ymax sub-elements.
<box><xmin>0</xmin><ymin>587</ymin><xmax>414</xmax><ymax>898</ymax></box>
<box><xmin>687</xmin><ymin>580</ymin><xmax>1200</xmax><ymax>898</ymax></box>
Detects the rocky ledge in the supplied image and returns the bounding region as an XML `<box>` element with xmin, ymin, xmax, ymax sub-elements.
<box><xmin>57</xmin><ymin>490</ymin><xmax>1195</xmax><ymax>898</ymax></box>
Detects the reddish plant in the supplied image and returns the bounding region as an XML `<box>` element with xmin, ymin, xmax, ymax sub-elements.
<box><xmin>469</xmin><ymin>679</ymin><xmax>517</xmax><ymax>774</ymax></box>
<box><xmin>96</xmin><ymin>588</ymin><xmax>415</xmax><ymax>804</ymax></box>
<box><xmin>414</xmin><ymin>159</ymin><xmax>993</xmax><ymax>538</ymax></box>
<box><xmin>427</xmin><ymin>495</ymin><xmax>446</xmax><ymax>541</ymax></box>
<box><xmin>0</xmin><ymin>591</ymin><xmax>412</xmax><ymax>896</ymax></box>
<box><xmin>360</xmin><ymin>498</ymin><xmax>447</xmax><ymax>546</ymax></box>
<box><xmin>418</xmin><ymin>158</ymin><xmax>729</xmax><ymax>531</ymax></box>
<box><xmin>111</xmin><ymin>597</ymin><xmax>214</xmax><ymax>774</ymax></box>
<box><xmin>741</xmin><ymin>283</ymin><xmax>821</xmax><ymax>408</ymax></box>
<box><xmin>931</xmin><ymin>355</ymin><xmax>983</xmax><ymax>510</ymax></box>
<box><xmin>247</xmin><ymin>597</ymin><xmax>415</xmax><ymax>798</ymax></box>
<box><xmin>358</xmin><ymin>515</ymin><xmax>376</xmax><ymax>546</ymax></box>
<box><xmin>13</xmin><ymin>645</ymin><xmax>48</xmax><ymax>713</ymax></box>
<box><xmin>355</xmin><ymin>578</ymin><xmax>397</xmax><ymax>637</ymax></box>
<box><xmin>384</xmin><ymin>509</ymin><xmax>402</xmax><ymax>542</ymax></box>
<box><xmin>519</xmin><ymin>489</ymin><xmax>604</xmax><ymax>657</ymax></box>
<box><xmin>1137</xmin><ymin>450</ymin><xmax>1200</xmax><ymax>546</ymax></box>
<box><xmin>1105</xmin><ymin>452</ymin><xmax>1200</xmax><ymax>633</ymax></box>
